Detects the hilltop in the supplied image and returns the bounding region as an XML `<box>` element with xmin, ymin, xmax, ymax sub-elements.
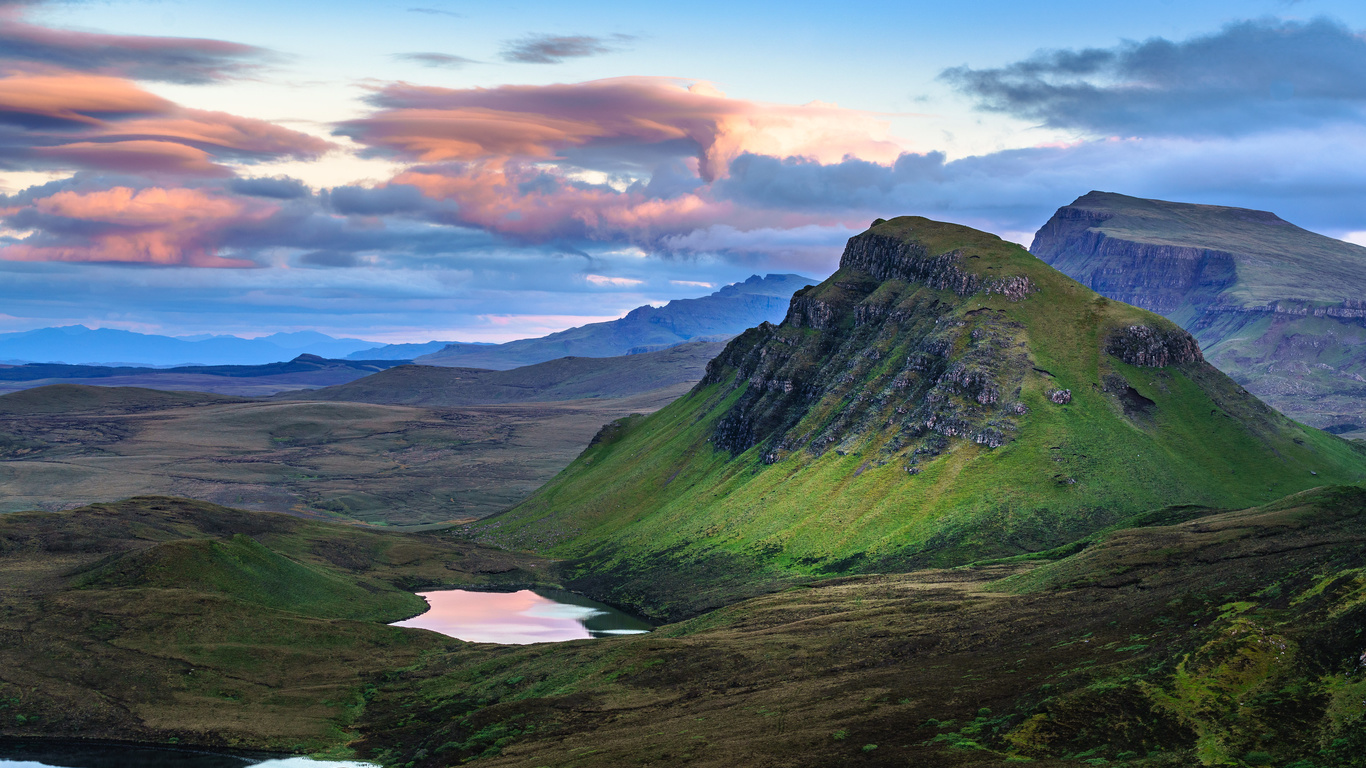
<box><xmin>412</xmin><ymin>274</ymin><xmax>814</xmax><ymax>370</ymax></box>
<box><xmin>474</xmin><ymin>216</ymin><xmax>1366</xmax><ymax>618</ymax></box>
<box><xmin>1032</xmin><ymin>192</ymin><xmax>1366</xmax><ymax>439</ymax></box>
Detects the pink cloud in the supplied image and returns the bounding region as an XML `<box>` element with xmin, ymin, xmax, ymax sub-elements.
<box><xmin>0</xmin><ymin>10</ymin><xmax>271</xmax><ymax>84</ymax></box>
<box><xmin>0</xmin><ymin>70</ymin><xmax>171</xmax><ymax>124</ymax></box>
<box><xmin>344</xmin><ymin>77</ymin><xmax>908</xmax><ymax>181</ymax></box>
<box><xmin>0</xmin><ymin>69</ymin><xmax>332</xmax><ymax>174</ymax></box>
<box><xmin>1</xmin><ymin>186</ymin><xmax>276</xmax><ymax>267</ymax></box>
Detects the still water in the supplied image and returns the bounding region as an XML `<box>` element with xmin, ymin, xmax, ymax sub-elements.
<box><xmin>392</xmin><ymin>588</ymin><xmax>653</xmax><ymax>644</ymax></box>
<box><xmin>0</xmin><ymin>742</ymin><xmax>373</xmax><ymax>768</ymax></box>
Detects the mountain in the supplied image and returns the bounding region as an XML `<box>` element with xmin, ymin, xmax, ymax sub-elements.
<box><xmin>282</xmin><ymin>341</ymin><xmax>726</xmax><ymax>407</ymax></box>
<box><xmin>345</xmin><ymin>340</ymin><xmax>471</xmax><ymax>360</ymax></box>
<box><xmin>413</xmin><ymin>273</ymin><xmax>815</xmax><ymax>370</ymax></box>
<box><xmin>0</xmin><ymin>355</ymin><xmax>407</xmax><ymax>396</ymax></box>
<box><xmin>471</xmin><ymin>216</ymin><xmax>1366</xmax><ymax>618</ymax></box>
<box><xmin>1031</xmin><ymin>191</ymin><xmax>1366</xmax><ymax>439</ymax></box>
<box><xmin>0</xmin><ymin>326</ymin><xmax>382</xmax><ymax>366</ymax></box>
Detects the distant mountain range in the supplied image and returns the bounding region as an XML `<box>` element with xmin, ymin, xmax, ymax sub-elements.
<box><xmin>0</xmin><ymin>326</ymin><xmax>383</xmax><ymax>366</ymax></box>
<box><xmin>1031</xmin><ymin>191</ymin><xmax>1366</xmax><ymax>439</ymax></box>
<box><xmin>392</xmin><ymin>273</ymin><xmax>816</xmax><ymax>370</ymax></box>
<box><xmin>283</xmin><ymin>341</ymin><xmax>727</xmax><ymax>407</ymax></box>
<box><xmin>3</xmin><ymin>275</ymin><xmax>814</xmax><ymax>370</ymax></box>
<box><xmin>0</xmin><ymin>355</ymin><xmax>407</xmax><ymax>397</ymax></box>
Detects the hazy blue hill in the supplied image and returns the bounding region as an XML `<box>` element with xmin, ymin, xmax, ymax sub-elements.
<box><xmin>413</xmin><ymin>273</ymin><xmax>815</xmax><ymax>370</ymax></box>
<box><xmin>0</xmin><ymin>355</ymin><xmax>407</xmax><ymax>396</ymax></box>
<box><xmin>1032</xmin><ymin>191</ymin><xmax>1366</xmax><ymax>438</ymax></box>
<box><xmin>282</xmin><ymin>341</ymin><xmax>726</xmax><ymax>406</ymax></box>
<box><xmin>345</xmin><ymin>340</ymin><xmax>469</xmax><ymax>360</ymax></box>
<box><xmin>0</xmin><ymin>326</ymin><xmax>381</xmax><ymax>366</ymax></box>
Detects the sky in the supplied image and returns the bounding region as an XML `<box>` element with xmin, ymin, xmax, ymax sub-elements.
<box><xmin>3</xmin><ymin>0</ymin><xmax>1366</xmax><ymax>342</ymax></box>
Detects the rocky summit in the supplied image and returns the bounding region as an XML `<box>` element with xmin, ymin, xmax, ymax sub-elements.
<box><xmin>474</xmin><ymin>216</ymin><xmax>1366</xmax><ymax>619</ymax></box>
<box><xmin>1032</xmin><ymin>191</ymin><xmax>1366</xmax><ymax>439</ymax></box>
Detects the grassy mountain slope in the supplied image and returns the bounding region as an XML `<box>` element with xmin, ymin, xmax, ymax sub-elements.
<box><xmin>415</xmin><ymin>274</ymin><xmax>814</xmax><ymax>370</ymax></box>
<box><xmin>279</xmin><ymin>341</ymin><xmax>725</xmax><ymax>407</ymax></box>
<box><xmin>476</xmin><ymin>216</ymin><xmax>1366</xmax><ymax>618</ymax></box>
<box><xmin>1031</xmin><ymin>191</ymin><xmax>1366</xmax><ymax>438</ymax></box>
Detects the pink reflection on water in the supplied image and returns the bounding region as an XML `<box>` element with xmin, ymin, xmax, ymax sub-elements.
<box><xmin>393</xmin><ymin>589</ymin><xmax>601</xmax><ymax>644</ymax></box>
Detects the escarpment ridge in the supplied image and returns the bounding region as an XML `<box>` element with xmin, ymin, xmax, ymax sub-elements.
<box><xmin>1033</xmin><ymin>191</ymin><xmax>1366</xmax><ymax>439</ymax></box>
<box><xmin>475</xmin><ymin>216</ymin><xmax>1366</xmax><ymax>619</ymax></box>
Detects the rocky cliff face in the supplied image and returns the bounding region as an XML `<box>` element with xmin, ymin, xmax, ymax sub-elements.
<box><xmin>1030</xmin><ymin>204</ymin><xmax>1238</xmax><ymax>315</ymax></box>
<box><xmin>700</xmin><ymin>226</ymin><xmax>1201</xmax><ymax>470</ymax></box>
<box><xmin>1032</xmin><ymin>192</ymin><xmax>1366</xmax><ymax>439</ymax></box>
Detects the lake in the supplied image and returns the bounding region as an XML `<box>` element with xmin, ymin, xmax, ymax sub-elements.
<box><xmin>0</xmin><ymin>742</ymin><xmax>373</xmax><ymax>768</ymax></box>
<box><xmin>391</xmin><ymin>588</ymin><xmax>653</xmax><ymax>644</ymax></box>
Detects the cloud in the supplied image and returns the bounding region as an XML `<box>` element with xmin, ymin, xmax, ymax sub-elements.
<box><xmin>0</xmin><ymin>185</ymin><xmax>274</xmax><ymax>267</ymax></box>
<box><xmin>941</xmin><ymin>17</ymin><xmax>1366</xmax><ymax>138</ymax></box>
<box><xmin>0</xmin><ymin>70</ymin><xmax>332</xmax><ymax>174</ymax></box>
<box><xmin>670</xmin><ymin>279</ymin><xmax>713</xmax><ymax>288</ymax></box>
<box><xmin>326</xmin><ymin>183</ymin><xmax>430</xmax><ymax>215</ymax></box>
<box><xmin>407</xmin><ymin>7</ymin><xmax>462</xmax><ymax>18</ymax></box>
<box><xmin>0</xmin><ymin>10</ymin><xmax>273</xmax><ymax>83</ymax></box>
<box><xmin>340</xmin><ymin>76</ymin><xmax>906</xmax><ymax>180</ymax></box>
<box><xmin>584</xmin><ymin>273</ymin><xmax>643</xmax><ymax>286</ymax></box>
<box><xmin>229</xmin><ymin>176</ymin><xmax>312</xmax><ymax>200</ymax></box>
<box><xmin>713</xmin><ymin>124</ymin><xmax>1366</xmax><ymax>237</ymax></box>
<box><xmin>499</xmin><ymin>33</ymin><xmax>633</xmax><ymax>64</ymax></box>
<box><xmin>393</xmin><ymin>52</ymin><xmax>478</xmax><ymax>68</ymax></box>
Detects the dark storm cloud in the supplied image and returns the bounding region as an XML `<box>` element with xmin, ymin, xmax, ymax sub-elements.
<box><xmin>392</xmin><ymin>52</ymin><xmax>478</xmax><ymax>68</ymax></box>
<box><xmin>499</xmin><ymin>33</ymin><xmax>633</xmax><ymax>64</ymax></box>
<box><xmin>941</xmin><ymin>17</ymin><xmax>1366</xmax><ymax>137</ymax></box>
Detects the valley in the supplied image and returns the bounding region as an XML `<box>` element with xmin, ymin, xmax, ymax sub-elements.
<box><xmin>0</xmin><ymin>384</ymin><xmax>687</xmax><ymax>523</ymax></box>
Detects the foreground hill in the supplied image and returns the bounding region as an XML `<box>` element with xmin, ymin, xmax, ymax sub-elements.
<box><xmin>0</xmin><ymin>354</ymin><xmax>406</xmax><ymax>397</ymax></box>
<box><xmin>476</xmin><ymin>216</ymin><xmax>1366</xmax><ymax>617</ymax></box>
<box><xmin>0</xmin><ymin>497</ymin><xmax>544</xmax><ymax>750</ymax></box>
<box><xmin>413</xmin><ymin>273</ymin><xmax>813</xmax><ymax>369</ymax></box>
<box><xmin>282</xmin><ymin>341</ymin><xmax>724</xmax><ymax>407</ymax></box>
<box><xmin>1031</xmin><ymin>191</ymin><xmax>1366</xmax><ymax>439</ymax></box>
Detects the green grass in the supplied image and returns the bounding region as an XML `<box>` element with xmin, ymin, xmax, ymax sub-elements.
<box><xmin>474</xmin><ymin>217</ymin><xmax>1366</xmax><ymax>618</ymax></box>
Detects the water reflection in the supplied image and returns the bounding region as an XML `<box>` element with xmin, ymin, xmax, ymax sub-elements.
<box><xmin>392</xmin><ymin>588</ymin><xmax>653</xmax><ymax>644</ymax></box>
<box><xmin>0</xmin><ymin>742</ymin><xmax>373</xmax><ymax>768</ymax></box>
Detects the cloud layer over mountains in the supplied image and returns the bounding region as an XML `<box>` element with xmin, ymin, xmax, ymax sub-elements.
<box><xmin>2</xmin><ymin>5</ymin><xmax>1366</xmax><ymax>339</ymax></box>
